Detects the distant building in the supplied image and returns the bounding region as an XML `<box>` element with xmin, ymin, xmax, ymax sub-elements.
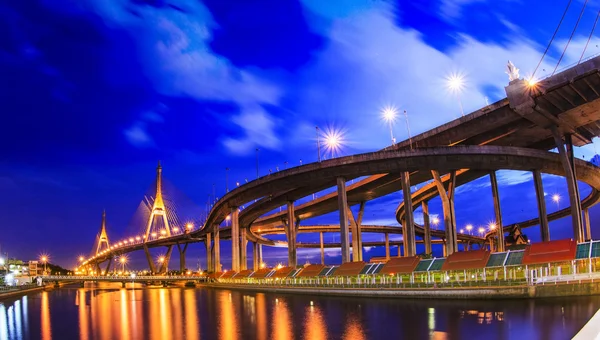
<box><xmin>28</xmin><ymin>261</ymin><xmax>41</xmax><ymax>277</ymax></box>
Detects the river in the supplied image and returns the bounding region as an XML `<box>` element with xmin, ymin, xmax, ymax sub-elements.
<box><xmin>0</xmin><ymin>284</ymin><xmax>598</xmax><ymax>339</ymax></box>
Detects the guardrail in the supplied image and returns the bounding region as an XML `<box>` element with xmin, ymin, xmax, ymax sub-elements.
<box><xmin>43</xmin><ymin>275</ymin><xmax>202</xmax><ymax>281</ymax></box>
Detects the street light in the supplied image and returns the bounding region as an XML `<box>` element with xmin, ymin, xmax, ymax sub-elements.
<box><xmin>119</xmin><ymin>256</ymin><xmax>127</xmax><ymax>273</ymax></box>
<box><xmin>322</xmin><ymin>127</ymin><xmax>345</xmax><ymax>159</ymax></box>
<box><xmin>40</xmin><ymin>255</ymin><xmax>48</xmax><ymax>274</ymax></box>
<box><xmin>446</xmin><ymin>72</ymin><xmax>465</xmax><ymax>116</ymax></box>
<box><xmin>186</xmin><ymin>223</ymin><xmax>193</xmax><ymax>232</ymax></box>
<box><xmin>488</xmin><ymin>222</ymin><xmax>497</xmax><ymax>231</ymax></box>
<box><xmin>78</xmin><ymin>256</ymin><xmax>84</xmax><ymax>262</ymax></box>
<box><xmin>382</xmin><ymin>106</ymin><xmax>398</xmax><ymax>145</ymax></box>
<box><xmin>478</xmin><ymin>227</ymin><xmax>485</xmax><ymax>236</ymax></box>
<box><xmin>316</xmin><ymin>126</ymin><xmax>322</xmax><ymax>162</ymax></box>
<box><xmin>552</xmin><ymin>194</ymin><xmax>560</xmax><ymax>208</ymax></box>
<box><xmin>431</xmin><ymin>216</ymin><xmax>440</xmax><ymax>229</ymax></box>
<box><xmin>465</xmin><ymin>224</ymin><xmax>473</xmax><ymax>234</ymax></box>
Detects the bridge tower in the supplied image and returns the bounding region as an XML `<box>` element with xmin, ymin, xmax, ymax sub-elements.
<box><xmin>143</xmin><ymin>161</ymin><xmax>172</xmax><ymax>240</ymax></box>
<box><xmin>143</xmin><ymin>161</ymin><xmax>174</xmax><ymax>274</ymax></box>
<box><xmin>93</xmin><ymin>210</ymin><xmax>110</xmax><ymax>255</ymax></box>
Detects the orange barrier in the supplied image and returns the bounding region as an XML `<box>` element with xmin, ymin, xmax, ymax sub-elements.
<box><xmin>441</xmin><ymin>250</ymin><xmax>491</xmax><ymax>271</ymax></box>
<box><xmin>522</xmin><ymin>239</ymin><xmax>577</xmax><ymax>265</ymax></box>
<box><xmin>332</xmin><ymin>262</ymin><xmax>366</xmax><ymax>276</ymax></box>
<box><xmin>235</xmin><ymin>269</ymin><xmax>254</xmax><ymax>278</ymax></box>
<box><xmin>251</xmin><ymin>268</ymin><xmax>273</xmax><ymax>279</ymax></box>
<box><xmin>379</xmin><ymin>256</ymin><xmax>420</xmax><ymax>275</ymax></box>
<box><xmin>220</xmin><ymin>271</ymin><xmax>237</xmax><ymax>279</ymax></box>
<box><xmin>296</xmin><ymin>264</ymin><xmax>326</xmax><ymax>278</ymax></box>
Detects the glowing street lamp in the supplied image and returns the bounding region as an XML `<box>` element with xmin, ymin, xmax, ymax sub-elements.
<box><xmin>431</xmin><ymin>216</ymin><xmax>440</xmax><ymax>229</ymax></box>
<box><xmin>173</xmin><ymin>227</ymin><xmax>179</xmax><ymax>233</ymax></box>
<box><xmin>478</xmin><ymin>227</ymin><xmax>485</xmax><ymax>236</ymax></box>
<box><xmin>186</xmin><ymin>223</ymin><xmax>193</xmax><ymax>232</ymax></box>
<box><xmin>322</xmin><ymin>127</ymin><xmax>345</xmax><ymax>159</ymax></box>
<box><xmin>160</xmin><ymin>229</ymin><xmax>167</xmax><ymax>236</ymax></box>
<box><xmin>151</xmin><ymin>232</ymin><xmax>157</xmax><ymax>238</ymax></box>
<box><xmin>488</xmin><ymin>222</ymin><xmax>497</xmax><ymax>231</ymax></box>
<box><xmin>552</xmin><ymin>194</ymin><xmax>560</xmax><ymax>208</ymax></box>
<box><xmin>446</xmin><ymin>72</ymin><xmax>465</xmax><ymax>116</ymax></box>
<box><xmin>381</xmin><ymin>106</ymin><xmax>398</xmax><ymax>145</ymax></box>
<box><xmin>40</xmin><ymin>255</ymin><xmax>48</xmax><ymax>274</ymax></box>
<box><xmin>78</xmin><ymin>256</ymin><xmax>84</xmax><ymax>262</ymax></box>
<box><xmin>119</xmin><ymin>256</ymin><xmax>127</xmax><ymax>273</ymax></box>
<box><xmin>465</xmin><ymin>224</ymin><xmax>473</xmax><ymax>234</ymax></box>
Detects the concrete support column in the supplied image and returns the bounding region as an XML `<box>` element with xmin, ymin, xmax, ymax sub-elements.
<box><xmin>159</xmin><ymin>245</ymin><xmax>173</xmax><ymax>274</ymax></box>
<box><xmin>348</xmin><ymin>203</ymin><xmax>365</xmax><ymax>262</ymax></box>
<box><xmin>230</xmin><ymin>207</ymin><xmax>240</xmax><ymax>272</ymax></box>
<box><xmin>566</xmin><ymin>134</ymin><xmax>584</xmax><ymax>234</ymax></box>
<box><xmin>319</xmin><ymin>232</ymin><xmax>325</xmax><ymax>265</ymax></box>
<box><xmin>253</xmin><ymin>242</ymin><xmax>259</xmax><ymax>271</ymax></box>
<box><xmin>552</xmin><ymin>128</ymin><xmax>584</xmax><ymax>242</ymax></box>
<box><xmin>584</xmin><ymin>209</ymin><xmax>592</xmax><ymax>240</ymax></box>
<box><xmin>285</xmin><ymin>201</ymin><xmax>297</xmax><ymax>267</ymax></box>
<box><xmin>213</xmin><ymin>227</ymin><xmax>221</xmax><ymax>272</ymax></box>
<box><xmin>490</xmin><ymin>171</ymin><xmax>505</xmax><ymax>252</ymax></box>
<box><xmin>422</xmin><ymin>201</ymin><xmax>432</xmax><ymax>255</ymax></box>
<box><xmin>205</xmin><ymin>233</ymin><xmax>212</xmax><ymax>273</ymax></box>
<box><xmin>385</xmin><ymin>233</ymin><xmax>390</xmax><ymax>260</ymax></box>
<box><xmin>143</xmin><ymin>244</ymin><xmax>156</xmax><ymax>274</ymax></box>
<box><xmin>103</xmin><ymin>257</ymin><xmax>113</xmax><ymax>276</ymax></box>
<box><xmin>240</xmin><ymin>228</ymin><xmax>248</xmax><ymax>270</ymax></box>
<box><xmin>431</xmin><ymin>170</ymin><xmax>458</xmax><ymax>255</ymax></box>
<box><xmin>533</xmin><ymin>170</ymin><xmax>550</xmax><ymax>242</ymax></box>
<box><xmin>336</xmin><ymin>177</ymin><xmax>351</xmax><ymax>263</ymax></box>
<box><xmin>401</xmin><ymin>171</ymin><xmax>416</xmax><ymax>257</ymax></box>
<box><xmin>177</xmin><ymin>243</ymin><xmax>188</xmax><ymax>273</ymax></box>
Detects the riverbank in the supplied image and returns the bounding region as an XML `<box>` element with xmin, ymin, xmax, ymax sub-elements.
<box><xmin>200</xmin><ymin>280</ymin><xmax>600</xmax><ymax>299</ymax></box>
<box><xmin>0</xmin><ymin>285</ymin><xmax>45</xmax><ymax>300</ymax></box>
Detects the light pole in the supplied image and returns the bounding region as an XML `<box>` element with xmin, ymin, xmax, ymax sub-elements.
<box><xmin>446</xmin><ymin>73</ymin><xmax>465</xmax><ymax>117</ymax></box>
<box><xmin>158</xmin><ymin>256</ymin><xmax>166</xmax><ymax>274</ymax></box>
<box><xmin>316</xmin><ymin>126</ymin><xmax>322</xmax><ymax>162</ymax></box>
<box><xmin>255</xmin><ymin>148</ymin><xmax>259</xmax><ymax>179</ymax></box>
<box><xmin>552</xmin><ymin>194</ymin><xmax>560</xmax><ymax>209</ymax></box>
<box><xmin>120</xmin><ymin>256</ymin><xmax>127</xmax><ymax>273</ymax></box>
<box><xmin>382</xmin><ymin>106</ymin><xmax>398</xmax><ymax>145</ymax></box>
<box><xmin>466</xmin><ymin>224</ymin><xmax>473</xmax><ymax>235</ymax></box>
<box><xmin>403</xmin><ymin>110</ymin><xmax>412</xmax><ymax>150</ymax></box>
<box><xmin>40</xmin><ymin>256</ymin><xmax>48</xmax><ymax>274</ymax></box>
<box><xmin>226</xmin><ymin>167</ymin><xmax>229</xmax><ymax>193</ymax></box>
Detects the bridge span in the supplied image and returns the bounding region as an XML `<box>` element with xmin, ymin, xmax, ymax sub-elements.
<box><xmin>80</xmin><ymin>57</ymin><xmax>600</xmax><ymax>275</ymax></box>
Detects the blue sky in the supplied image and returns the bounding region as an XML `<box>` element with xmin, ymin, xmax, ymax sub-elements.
<box><xmin>1</xmin><ymin>0</ymin><xmax>600</xmax><ymax>269</ymax></box>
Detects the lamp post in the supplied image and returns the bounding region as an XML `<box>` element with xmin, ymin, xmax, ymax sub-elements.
<box><xmin>316</xmin><ymin>126</ymin><xmax>322</xmax><ymax>162</ymax></box>
<box><xmin>466</xmin><ymin>224</ymin><xmax>473</xmax><ymax>235</ymax></box>
<box><xmin>40</xmin><ymin>256</ymin><xmax>48</xmax><ymax>274</ymax></box>
<box><xmin>120</xmin><ymin>256</ymin><xmax>127</xmax><ymax>273</ymax></box>
<box><xmin>382</xmin><ymin>106</ymin><xmax>398</xmax><ymax>145</ymax></box>
<box><xmin>446</xmin><ymin>73</ymin><xmax>465</xmax><ymax>117</ymax></box>
<box><xmin>552</xmin><ymin>194</ymin><xmax>560</xmax><ymax>209</ymax></box>
<box><xmin>226</xmin><ymin>167</ymin><xmax>229</xmax><ymax>193</ymax></box>
<box><xmin>255</xmin><ymin>148</ymin><xmax>259</xmax><ymax>179</ymax></box>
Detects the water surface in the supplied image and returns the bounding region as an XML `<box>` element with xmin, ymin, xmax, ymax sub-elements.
<box><xmin>0</xmin><ymin>284</ymin><xmax>597</xmax><ymax>339</ymax></box>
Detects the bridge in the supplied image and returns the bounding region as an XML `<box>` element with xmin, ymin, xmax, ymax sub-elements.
<box><xmin>42</xmin><ymin>275</ymin><xmax>204</xmax><ymax>287</ymax></box>
<box><xmin>78</xmin><ymin>56</ymin><xmax>600</xmax><ymax>276</ymax></box>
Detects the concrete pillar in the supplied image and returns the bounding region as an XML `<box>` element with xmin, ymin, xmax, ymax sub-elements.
<box><xmin>385</xmin><ymin>233</ymin><xmax>390</xmax><ymax>260</ymax></box>
<box><xmin>240</xmin><ymin>228</ymin><xmax>248</xmax><ymax>270</ymax></box>
<box><xmin>566</xmin><ymin>134</ymin><xmax>584</xmax><ymax>233</ymax></box>
<box><xmin>205</xmin><ymin>233</ymin><xmax>212</xmax><ymax>273</ymax></box>
<box><xmin>401</xmin><ymin>171</ymin><xmax>416</xmax><ymax>257</ymax></box>
<box><xmin>253</xmin><ymin>242</ymin><xmax>259</xmax><ymax>271</ymax></box>
<box><xmin>431</xmin><ymin>170</ymin><xmax>458</xmax><ymax>255</ymax></box>
<box><xmin>490</xmin><ymin>171</ymin><xmax>505</xmax><ymax>252</ymax></box>
<box><xmin>213</xmin><ymin>227</ymin><xmax>221</xmax><ymax>272</ymax></box>
<box><xmin>584</xmin><ymin>209</ymin><xmax>592</xmax><ymax>240</ymax></box>
<box><xmin>533</xmin><ymin>170</ymin><xmax>550</xmax><ymax>242</ymax></box>
<box><xmin>285</xmin><ymin>201</ymin><xmax>297</xmax><ymax>267</ymax></box>
<box><xmin>143</xmin><ymin>244</ymin><xmax>157</xmax><ymax>274</ymax></box>
<box><xmin>442</xmin><ymin>240</ymin><xmax>447</xmax><ymax>257</ymax></box>
<box><xmin>319</xmin><ymin>232</ymin><xmax>325</xmax><ymax>265</ymax></box>
<box><xmin>401</xmin><ymin>218</ymin><xmax>407</xmax><ymax>257</ymax></box>
<box><xmin>258</xmin><ymin>243</ymin><xmax>263</xmax><ymax>267</ymax></box>
<box><xmin>552</xmin><ymin>128</ymin><xmax>584</xmax><ymax>242</ymax></box>
<box><xmin>356</xmin><ymin>202</ymin><xmax>365</xmax><ymax>260</ymax></box>
<box><xmin>349</xmin><ymin>207</ymin><xmax>359</xmax><ymax>262</ymax></box>
<box><xmin>159</xmin><ymin>245</ymin><xmax>173</xmax><ymax>274</ymax></box>
<box><xmin>422</xmin><ymin>201</ymin><xmax>432</xmax><ymax>255</ymax></box>
<box><xmin>231</xmin><ymin>207</ymin><xmax>240</xmax><ymax>272</ymax></box>
<box><xmin>103</xmin><ymin>257</ymin><xmax>113</xmax><ymax>276</ymax></box>
<box><xmin>336</xmin><ymin>177</ymin><xmax>351</xmax><ymax>263</ymax></box>
<box><xmin>177</xmin><ymin>243</ymin><xmax>188</xmax><ymax>273</ymax></box>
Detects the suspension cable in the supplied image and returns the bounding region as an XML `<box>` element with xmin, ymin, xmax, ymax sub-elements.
<box><xmin>553</xmin><ymin>0</ymin><xmax>589</xmax><ymax>75</ymax></box>
<box><xmin>579</xmin><ymin>9</ymin><xmax>600</xmax><ymax>63</ymax></box>
<box><xmin>533</xmin><ymin>0</ymin><xmax>574</xmax><ymax>78</ymax></box>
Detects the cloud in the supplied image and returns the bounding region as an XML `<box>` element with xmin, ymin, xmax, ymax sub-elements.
<box><xmin>223</xmin><ymin>106</ymin><xmax>281</xmax><ymax>154</ymax></box>
<box><xmin>439</xmin><ymin>0</ymin><xmax>487</xmax><ymax>22</ymax></box>
<box><xmin>123</xmin><ymin>122</ymin><xmax>154</xmax><ymax>148</ymax></box>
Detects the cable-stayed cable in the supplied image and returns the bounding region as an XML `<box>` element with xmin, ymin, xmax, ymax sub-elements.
<box><xmin>553</xmin><ymin>0</ymin><xmax>589</xmax><ymax>75</ymax></box>
<box><xmin>579</xmin><ymin>9</ymin><xmax>600</xmax><ymax>63</ymax></box>
<box><xmin>533</xmin><ymin>0</ymin><xmax>574</xmax><ymax>78</ymax></box>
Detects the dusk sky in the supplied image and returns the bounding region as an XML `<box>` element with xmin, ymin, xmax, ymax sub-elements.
<box><xmin>1</xmin><ymin>0</ymin><xmax>600</xmax><ymax>269</ymax></box>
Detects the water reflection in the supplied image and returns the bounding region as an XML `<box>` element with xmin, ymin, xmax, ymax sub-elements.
<box><xmin>0</xmin><ymin>285</ymin><xmax>598</xmax><ymax>339</ymax></box>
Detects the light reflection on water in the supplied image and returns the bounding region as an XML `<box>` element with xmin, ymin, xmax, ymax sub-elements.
<box><xmin>0</xmin><ymin>284</ymin><xmax>598</xmax><ymax>339</ymax></box>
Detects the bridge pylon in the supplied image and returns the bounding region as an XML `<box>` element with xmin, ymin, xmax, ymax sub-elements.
<box><xmin>93</xmin><ymin>210</ymin><xmax>111</xmax><ymax>256</ymax></box>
